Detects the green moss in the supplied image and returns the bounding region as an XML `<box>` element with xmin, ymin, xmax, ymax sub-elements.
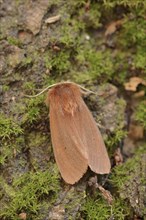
<box><xmin>133</xmin><ymin>48</ymin><xmax>146</xmax><ymax>70</ymax></box>
<box><xmin>27</xmin><ymin>131</ymin><xmax>51</xmax><ymax>170</ymax></box>
<box><xmin>41</xmin><ymin>76</ymin><xmax>56</xmax><ymax>87</ymax></box>
<box><xmin>3</xmin><ymin>0</ymin><xmax>145</xmax><ymax>90</ymax></box>
<box><xmin>0</xmin><ymin>135</ymin><xmax>25</xmax><ymax>166</ymax></box>
<box><xmin>28</xmin><ymin>132</ymin><xmax>47</xmax><ymax>148</ymax></box>
<box><xmin>59</xmin><ymin>20</ymin><xmax>85</xmax><ymax>47</ymax></box>
<box><xmin>134</xmin><ymin>100</ymin><xmax>146</xmax><ymax>128</ymax></box>
<box><xmin>22</xmin><ymin>82</ymin><xmax>36</xmax><ymax>92</ymax></box>
<box><xmin>105</xmin><ymin>98</ymin><xmax>127</xmax><ymax>152</ymax></box>
<box><xmin>0</xmin><ymin>142</ymin><xmax>12</xmax><ymax>165</ymax></box>
<box><xmin>0</xmin><ymin>168</ymin><xmax>60</xmax><ymax>219</ymax></box>
<box><xmin>44</xmin><ymin>49</ymin><xmax>71</xmax><ymax>74</ymax></box>
<box><xmin>73</xmin><ymin>48</ymin><xmax>114</xmax><ymax>84</ymax></box>
<box><xmin>0</xmin><ymin>113</ymin><xmax>23</xmax><ymax>140</ymax></box>
<box><xmin>100</xmin><ymin>1</ymin><xmax>146</xmax><ymax>84</ymax></box>
<box><xmin>0</xmin><ymin>34</ymin><xmax>4</xmax><ymax>41</ymax></box>
<box><xmin>7</xmin><ymin>36</ymin><xmax>22</xmax><ymax>47</ymax></box>
<box><xmin>52</xmin><ymin>5</ymin><xmax>86</xmax><ymax>47</ymax></box>
<box><xmin>82</xmin><ymin>3</ymin><xmax>101</xmax><ymax>28</ymax></box>
<box><xmin>120</xmin><ymin>17</ymin><xmax>146</xmax><ymax>48</ymax></box>
<box><xmin>23</xmin><ymin>95</ymin><xmax>45</xmax><ymax>124</ymax></box>
<box><xmin>110</xmin><ymin>154</ymin><xmax>141</xmax><ymax>190</ymax></box>
<box><xmin>2</xmin><ymin>85</ymin><xmax>10</xmax><ymax>92</ymax></box>
<box><xmin>21</xmin><ymin>56</ymin><xmax>33</xmax><ymax>68</ymax></box>
<box><xmin>111</xmin><ymin>52</ymin><xmax>130</xmax><ymax>84</ymax></box>
<box><xmin>110</xmin><ymin>146</ymin><xmax>146</xmax><ymax>217</ymax></box>
<box><xmin>103</xmin><ymin>0</ymin><xmax>146</xmax><ymax>8</ymax></box>
<box><xmin>106</xmin><ymin>129</ymin><xmax>127</xmax><ymax>152</ymax></box>
<box><xmin>64</xmin><ymin>187</ymin><xmax>86</xmax><ymax>219</ymax></box>
<box><xmin>41</xmin><ymin>1</ymin><xmax>106</xmax><ymax>80</ymax></box>
<box><xmin>82</xmin><ymin>193</ymin><xmax>130</xmax><ymax>220</ymax></box>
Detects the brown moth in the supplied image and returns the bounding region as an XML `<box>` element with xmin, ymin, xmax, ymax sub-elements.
<box><xmin>46</xmin><ymin>82</ymin><xmax>111</xmax><ymax>184</ymax></box>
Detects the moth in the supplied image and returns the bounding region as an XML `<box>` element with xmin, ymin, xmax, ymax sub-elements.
<box><xmin>45</xmin><ymin>82</ymin><xmax>111</xmax><ymax>184</ymax></box>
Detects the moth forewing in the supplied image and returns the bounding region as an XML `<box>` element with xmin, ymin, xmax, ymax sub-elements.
<box><xmin>46</xmin><ymin>82</ymin><xmax>111</xmax><ymax>184</ymax></box>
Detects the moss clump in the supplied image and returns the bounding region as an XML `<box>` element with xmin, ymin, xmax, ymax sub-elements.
<box><xmin>111</xmin><ymin>52</ymin><xmax>130</xmax><ymax>84</ymax></box>
<box><xmin>7</xmin><ymin>36</ymin><xmax>22</xmax><ymax>47</ymax></box>
<box><xmin>58</xmin><ymin>20</ymin><xmax>85</xmax><ymax>47</ymax></box>
<box><xmin>104</xmin><ymin>98</ymin><xmax>127</xmax><ymax>153</ymax></box>
<box><xmin>82</xmin><ymin>193</ymin><xmax>130</xmax><ymax>220</ymax></box>
<box><xmin>106</xmin><ymin>128</ymin><xmax>127</xmax><ymax>152</ymax></box>
<box><xmin>111</xmin><ymin>146</ymin><xmax>146</xmax><ymax>217</ymax></box>
<box><xmin>0</xmin><ymin>142</ymin><xmax>12</xmax><ymax>165</ymax></box>
<box><xmin>64</xmin><ymin>187</ymin><xmax>86</xmax><ymax>219</ymax></box>
<box><xmin>22</xmin><ymin>82</ymin><xmax>36</xmax><ymax>93</ymax></box>
<box><xmin>21</xmin><ymin>56</ymin><xmax>33</xmax><ymax>67</ymax></box>
<box><xmin>133</xmin><ymin>48</ymin><xmax>146</xmax><ymax>70</ymax></box>
<box><xmin>134</xmin><ymin>101</ymin><xmax>146</xmax><ymax>128</ymax></box>
<box><xmin>2</xmin><ymin>85</ymin><xmax>10</xmax><ymax>92</ymax></box>
<box><xmin>103</xmin><ymin>0</ymin><xmax>146</xmax><ymax>8</ymax></box>
<box><xmin>121</xmin><ymin>17</ymin><xmax>146</xmax><ymax>48</ymax></box>
<box><xmin>101</xmin><ymin>1</ymin><xmax>146</xmax><ymax>85</ymax></box>
<box><xmin>23</xmin><ymin>95</ymin><xmax>45</xmax><ymax>124</ymax></box>
<box><xmin>111</xmin><ymin>146</ymin><xmax>146</xmax><ymax>189</ymax></box>
<box><xmin>81</xmin><ymin>2</ymin><xmax>101</xmax><ymax>29</ymax></box>
<box><xmin>0</xmin><ymin>113</ymin><xmax>23</xmax><ymax>140</ymax></box>
<box><xmin>15</xmin><ymin>0</ymin><xmax>145</xmax><ymax>87</ymax></box>
<box><xmin>0</xmin><ymin>167</ymin><xmax>60</xmax><ymax>219</ymax></box>
<box><xmin>0</xmin><ymin>113</ymin><xmax>24</xmax><ymax>166</ymax></box>
<box><xmin>27</xmin><ymin>131</ymin><xmax>51</xmax><ymax>171</ymax></box>
<box><xmin>74</xmin><ymin>48</ymin><xmax>114</xmax><ymax>84</ymax></box>
<box><xmin>44</xmin><ymin>49</ymin><xmax>71</xmax><ymax>74</ymax></box>
<box><xmin>0</xmin><ymin>136</ymin><xmax>25</xmax><ymax>166</ymax></box>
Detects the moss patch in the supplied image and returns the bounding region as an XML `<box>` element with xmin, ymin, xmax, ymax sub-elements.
<box><xmin>0</xmin><ymin>113</ymin><xmax>23</xmax><ymax>140</ymax></box>
<box><xmin>0</xmin><ymin>168</ymin><xmax>60</xmax><ymax>220</ymax></box>
<box><xmin>22</xmin><ymin>95</ymin><xmax>45</xmax><ymax>124</ymax></box>
<box><xmin>82</xmin><ymin>192</ymin><xmax>130</xmax><ymax>220</ymax></box>
<box><xmin>111</xmin><ymin>145</ymin><xmax>146</xmax><ymax>217</ymax></box>
<box><xmin>135</xmin><ymin>100</ymin><xmax>146</xmax><ymax>128</ymax></box>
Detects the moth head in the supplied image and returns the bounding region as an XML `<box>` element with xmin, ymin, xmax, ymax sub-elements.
<box><xmin>47</xmin><ymin>82</ymin><xmax>82</xmax><ymax>115</ymax></box>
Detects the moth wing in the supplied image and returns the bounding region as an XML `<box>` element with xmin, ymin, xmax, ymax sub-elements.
<box><xmin>79</xmin><ymin>101</ymin><xmax>111</xmax><ymax>174</ymax></box>
<box><xmin>49</xmin><ymin>106</ymin><xmax>88</xmax><ymax>184</ymax></box>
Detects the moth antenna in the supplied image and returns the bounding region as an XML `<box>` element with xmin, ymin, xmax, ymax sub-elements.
<box><xmin>24</xmin><ymin>81</ymin><xmax>96</xmax><ymax>98</ymax></box>
<box><xmin>24</xmin><ymin>83</ymin><xmax>60</xmax><ymax>98</ymax></box>
<box><xmin>79</xmin><ymin>85</ymin><xmax>96</xmax><ymax>94</ymax></box>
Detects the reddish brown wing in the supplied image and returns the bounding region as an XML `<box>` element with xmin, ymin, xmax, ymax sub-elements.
<box><xmin>48</xmin><ymin>82</ymin><xmax>110</xmax><ymax>184</ymax></box>
<box><xmin>49</xmin><ymin>97</ymin><xmax>110</xmax><ymax>184</ymax></box>
<box><xmin>79</xmin><ymin>100</ymin><xmax>111</xmax><ymax>174</ymax></box>
<box><xmin>49</xmin><ymin>103</ymin><xmax>88</xmax><ymax>184</ymax></box>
